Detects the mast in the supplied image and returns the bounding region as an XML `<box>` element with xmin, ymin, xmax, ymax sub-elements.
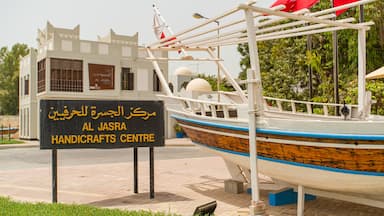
<box><xmin>146</xmin><ymin>48</ymin><xmax>173</xmax><ymax>96</ymax></box>
<box><xmin>242</xmin><ymin>3</ymin><xmax>265</xmax><ymax>215</ymax></box>
<box><xmin>332</xmin><ymin>0</ymin><xmax>340</xmax><ymax>112</ymax></box>
<box><xmin>152</xmin><ymin>4</ymin><xmax>188</xmax><ymax>57</ymax></box>
<box><xmin>357</xmin><ymin>3</ymin><xmax>367</xmax><ymax>117</ymax></box>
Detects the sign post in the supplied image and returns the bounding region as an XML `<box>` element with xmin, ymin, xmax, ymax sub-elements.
<box><xmin>134</xmin><ymin>147</ymin><xmax>138</xmax><ymax>194</ymax></box>
<box><xmin>40</xmin><ymin>100</ymin><xmax>164</xmax><ymax>202</ymax></box>
<box><xmin>52</xmin><ymin>149</ymin><xmax>57</xmax><ymax>203</ymax></box>
<box><xmin>150</xmin><ymin>147</ymin><xmax>154</xmax><ymax>199</ymax></box>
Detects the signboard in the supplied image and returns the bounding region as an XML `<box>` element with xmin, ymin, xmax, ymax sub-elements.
<box><xmin>40</xmin><ymin>100</ymin><xmax>164</xmax><ymax>149</ymax></box>
<box><xmin>88</xmin><ymin>64</ymin><xmax>114</xmax><ymax>90</ymax></box>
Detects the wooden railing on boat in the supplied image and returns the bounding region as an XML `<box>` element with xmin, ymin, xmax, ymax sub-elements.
<box><xmin>159</xmin><ymin>95</ymin><xmax>239</xmax><ymax>118</ymax></box>
<box><xmin>263</xmin><ymin>97</ymin><xmax>359</xmax><ymax>118</ymax></box>
<box><xmin>159</xmin><ymin>95</ymin><xmax>359</xmax><ymax>120</ymax></box>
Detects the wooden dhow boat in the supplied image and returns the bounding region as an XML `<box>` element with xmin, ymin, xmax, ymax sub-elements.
<box><xmin>0</xmin><ymin>127</ymin><xmax>18</xmax><ymax>136</ymax></box>
<box><xmin>147</xmin><ymin>0</ymin><xmax>384</xmax><ymax>201</ymax></box>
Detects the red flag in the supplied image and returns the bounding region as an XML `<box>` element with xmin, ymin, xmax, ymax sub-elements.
<box><xmin>153</xmin><ymin>13</ymin><xmax>177</xmax><ymax>47</ymax></box>
<box><xmin>270</xmin><ymin>0</ymin><xmax>318</xmax><ymax>12</ymax></box>
<box><xmin>333</xmin><ymin>0</ymin><xmax>358</xmax><ymax>16</ymax></box>
<box><xmin>293</xmin><ymin>0</ymin><xmax>319</xmax><ymax>11</ymax></box>
<box><xmin>270</xmin><ymin>0</ymin><xmax>296</xmax><ymax>12</ymax></box>
<box><xmin>152</xmin><ymin>5</ymin><xmax>181</xmax><ymax>54</ymax></box>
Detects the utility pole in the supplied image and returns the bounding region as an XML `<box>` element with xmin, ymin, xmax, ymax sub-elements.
<box><xmin>332</xmin><ymin>0</ymin><xmax>340</xmax><ymax>112</ymax></box>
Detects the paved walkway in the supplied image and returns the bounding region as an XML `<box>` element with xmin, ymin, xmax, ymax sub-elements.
<box><xmin>0</xmin><ymin>139</ymin><xmax>383</xmax><ymax>215</ymax></box>
<box><xmin>0</xmin><ymin>138</ymin><xmax>194</xmax><ymax>149</ymax></box>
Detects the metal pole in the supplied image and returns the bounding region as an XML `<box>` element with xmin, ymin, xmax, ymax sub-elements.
<box><xmin>244</xmin><ymin>8</ymin><xmax>265</xmax><ymax>215</ymax></box>
<box><xmin>133</xmin><ymin>147</ymin><xmax>138</xmax><ymax>194</ymax></box>
<box><xmin>149</xmin><ymin>147</ymin><xmax>154</xmax><ymax>199</ymax></box>
<box><xmin>332</xmin><ymin>0</ymin><xmax>340</xmax><ymax>113</ymax></box>
<box><xmin>1</xmin><ymin>125</ymin><xmax>3</xmax><ymax>140</ymax></box>
<box><xmin>52</xmin><ymin>149</ymin><xmax>58</xmax><ymax>203</ymax></box>
<box><xmin>359</xmin><ymin>5</ymin><xmax>364</xmax><ymax>23</ymax></box>
<box><xmin>216</xmin><ymin>21</ymin><xmax>221</xmax><ymax>102</ymax></box>
<box><xmin>192</xmin><ymin>13</ymin><xmax>221</xmax><ymax>102</ymax></box>
<box><xmin>8</xmin><ymin>124</ymin><xmax>11</xmax><ymax>140</ymax></box>
<box><xmin>207</xmin><ymin>48</ymin><xmax>248</xmax><ymax>103</ymax></box>
<box><xmin>332</xmin><ymin>31</ymin><xmax>340</xmax><ymax>105</ymax></box>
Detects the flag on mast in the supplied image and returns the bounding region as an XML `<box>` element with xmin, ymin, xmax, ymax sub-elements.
<box><xmin>153</xmin><ymin>12</ymin><xmax>166</xmax><ymax>39</ymax></box>
<box><xmin>152</xmin><ymin>4</ymin><xmax>189</xmax><ymax>56</ymax></box>
<box><xmin>270</xmin><ymin>0</ymin><xmax>319</xmax><ymax>12</ymax></box>
<box><xmin>333</xmin><ymin>0</ymin><xmax>358</xmax><ymax>16</ymax></box>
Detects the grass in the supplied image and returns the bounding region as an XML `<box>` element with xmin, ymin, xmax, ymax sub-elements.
<box><xmin>0</xmin><ymin>139</ymin><xmax>24</xmax><ymax>145</ymax></box>
<box><xmin>0</xmin><ymin>197</ymin><xmax>179</xmax><ymax>216</ymax></box>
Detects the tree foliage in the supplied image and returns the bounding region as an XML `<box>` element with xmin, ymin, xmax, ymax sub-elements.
<box><xmin>238</xmin><ymin>1</ymin><xmax>384</xmax><ymax>114</ymax></box>
<box><xmin>0</xmin><ymin>44</ymin><xmax>29</xmax><ymax>115</ymax></box>
<box><xmin>197</xmin><ymin>73</ymin><xmax>234</xmax><ymax>92</ymax></box>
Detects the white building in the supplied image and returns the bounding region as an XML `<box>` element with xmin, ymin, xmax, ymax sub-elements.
<box><xmin>19</xmin><ymin>22</ymin><xmax>170</xmax><ymax>140</ymax></box>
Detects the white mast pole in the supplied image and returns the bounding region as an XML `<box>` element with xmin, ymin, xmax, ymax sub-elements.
<box><xmin>358</xmin><ymin>3</ymin><xmax>367</xmax><ymax>118</ymax></box>
<box><xmin>357</xmin><ymin>29</ymin><xmax>367</xmax><ymax>117</ymax></box>
<box><xmin>206</xmin><ymin>48</ymin><xmax>248</xmax><ymax>103</ymax></box>
<box><xmin>152</xmin><ymin>4</ymin><xmax>175</xmax><ymax>35</ymax></box>
<box><xmin>146</xmin><ymin>48</ymin><xmax>173</xmax><ymax>96</ymax></box>
<box><xmin>243</xmin><ymin>4</ymin><xmax>265</xmax><ymax>216</ymax></box>
<box><xmin>152</xmin><ymin>4</ymin><xmax>188</xmax><ymax>56</ymax></box>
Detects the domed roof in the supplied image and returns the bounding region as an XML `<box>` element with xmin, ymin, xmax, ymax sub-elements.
<box><xmin>175</xmin><ymin>67</ymin><xmax>193</xmax><ymax>76</ymax></box>
<box><xmin>186</xmin><ymin>78</ymin><xmax>212</xmax><ymax>92</ymax></box>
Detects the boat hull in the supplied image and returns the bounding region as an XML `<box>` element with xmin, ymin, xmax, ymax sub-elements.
<box><xmin>174</xmin><ymin>114</ymin><xmax>384</xmax><ymax>195</ymax></box>
<box><xmin>0</xmin><ymin>128</ymin><xmax>18</xmax><ymax>135</ymax></box>
<box><xmin>198</xmin><ymin>143</ymin><xmax>384</xmax><ymax>195</ymax></box>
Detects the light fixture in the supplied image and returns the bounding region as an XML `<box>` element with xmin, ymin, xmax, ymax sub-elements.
<box><xmin>192</xmin><ymin>13</ymin><xmax>207</xmax><ymax>20</ymax></box>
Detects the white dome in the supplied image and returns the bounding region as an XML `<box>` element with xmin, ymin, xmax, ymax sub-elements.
<box><xmin>175</xmin><ymin>67</ymin><xmax>193</xmax><ymax>76</ymax></box>
<box><xmin>186</xmin><ymin>78</ymin><xmax>212</xmax><ymax>92</ymax></box>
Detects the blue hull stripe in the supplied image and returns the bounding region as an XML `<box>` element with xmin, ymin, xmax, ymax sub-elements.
<box><xmin>194</xmin><ymin>141</ymin><xmax>384</xmax><ymax>176</ymax></box>
<box><xmin>172</xmin><ymin>114</ymin><xmax>384</xmax><ymax>141</ymax></box>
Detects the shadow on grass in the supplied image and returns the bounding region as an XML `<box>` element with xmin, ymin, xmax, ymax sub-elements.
<box><xmin>88</xmin><ymin>192</ymin><xmax>192</xmax><ymax>207</ymax></box>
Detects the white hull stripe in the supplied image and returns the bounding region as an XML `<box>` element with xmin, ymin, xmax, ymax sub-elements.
<box><xmin>181</xmin><ymin>123</ymin><xmax>384</xmax><ymax>149</ymax></box>
<box><xmin>173</xmin><ymin>114</ymin><xmax>384</xmax><ymax>141</ymax></box>
<box><xmin>193</xmin><ymin>141</ymin><xmax>384</xmax><ymax>177</ymax></box>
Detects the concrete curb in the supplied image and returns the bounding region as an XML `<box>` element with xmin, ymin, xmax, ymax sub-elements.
<box><xmin>0</xmin><ymin>143</ymin><xmax>39</xmax><ymax>149</ymax></box>
<box><xmin>165</xmin><ymin>138</ymin><xmax>194</xmax><ymax>147</ymax></box>
<box><xmin>0</xmin><ymin>138</ymin><xmax>195</xmax><ymax>149</ymax></box>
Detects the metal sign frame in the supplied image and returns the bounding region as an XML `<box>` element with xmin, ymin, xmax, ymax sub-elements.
<box><xmin>40</xmin><ymin>100</ymin><xmax>164</xmax><ymax>149</ymax></box>
<box><xmin>40</xmin><ymin>99</ymin><xmax>163</xmax><ymax>202</ymax></box>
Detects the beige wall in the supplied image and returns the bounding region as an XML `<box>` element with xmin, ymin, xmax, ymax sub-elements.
<box><xmin>0</xmin><ymin>115</ymin><xmax>19</xmax><ymax>127</ymax></box>
<box><xmin>20</xmin><ymin>22</ymin><xmax>172</xmax><ymax>140</ymax></box>
<box><xmin>0</xmin><ymin>115</ymin><xmax>19</xmax><ymax>138</ymax></box>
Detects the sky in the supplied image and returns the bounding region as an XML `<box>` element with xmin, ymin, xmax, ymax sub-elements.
<box><xmin>1</xmin><ymin>0</ymin><xmax>274</xmax><ymax>78</ymax></box>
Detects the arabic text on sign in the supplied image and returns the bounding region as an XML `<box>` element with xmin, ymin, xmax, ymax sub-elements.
<box><xmin>47</xmin><ymin>105</ymin><xmax>156</xmax><ymax>121</ymax></box>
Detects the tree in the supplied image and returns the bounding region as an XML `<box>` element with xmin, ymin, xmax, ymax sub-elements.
<box><xmin>0</xmin><ymin>44</ymin><xmax>29</xmax><ymax>115</ymax></box>
<box><xmin>197</xmin><ymin>74</ymin><xmax>235</xmax><ymax>92</ymax></box>
<box><xmin>237</xmin><ymin>1</ymin><xmax>384</xmax><ymax>114</ymax></box>
<box><xmin>238</xmin><ymin>32</ymin><xmax>308</xmax><ymax>101</ymax></box>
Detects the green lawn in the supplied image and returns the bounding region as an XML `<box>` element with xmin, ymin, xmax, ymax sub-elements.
<box><xmin>0</xmin><ymin>197</ymin><xmax>179</xmax><ymax>216</ymax></box>
<box><xmin>0</xmin><ymin>139</ymin><xmax>24</xmax><ymax>145</ymax></box>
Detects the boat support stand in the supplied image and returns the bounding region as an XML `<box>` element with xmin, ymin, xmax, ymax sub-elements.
<box><xmin>295</xmin><ymin>185</ymin><xmax>384</xmax><ymax>215</ymax></box>
<box><xmin>297</xmin><ymin>185</ymin><xmax>305</xmax><ymax>216</ymax></box>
